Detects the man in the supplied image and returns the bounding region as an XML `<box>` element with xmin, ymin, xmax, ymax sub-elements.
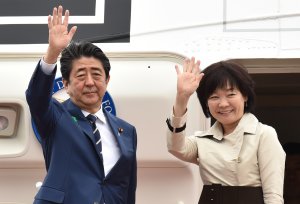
<box><xmin>26</xmin><ymin>6</ymin><xmax>137</xmax><ymax>204</ymax></box>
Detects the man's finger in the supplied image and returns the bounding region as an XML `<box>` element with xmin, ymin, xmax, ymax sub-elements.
<box><xmin>68</xmin><ymin>26</ymin><xmax>77</xmax><ymax>39</ymax></box>
<box><xmin>47</xmin><ymin>15</ymin><xmax>52</xmax><ymax>30</ymax></box>
<box><xmin>63</xmin><ymin>10</ymin><xmax>70</xmax><ymax>26</ymax></box>
<box><xmin>58</xmin><ymin>5</ymin><xmax>63</xmax><ymax>25</ymax></box>
<box><xmin>52</xmin><ymin>7</ymin><xmax>57</xmax><ymax>25</ymax></box>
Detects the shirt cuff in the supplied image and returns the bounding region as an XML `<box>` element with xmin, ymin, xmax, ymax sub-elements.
<box><xmin>170</xmin><ymin>108</ymin><xmax>188</xmax><ymax>128</ymax></box>
<box><xmin>40</xmin><ymin>57</ymin><xmax>56</xmax><ymax>75</ymax></box>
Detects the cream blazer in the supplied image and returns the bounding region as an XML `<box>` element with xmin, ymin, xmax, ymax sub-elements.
<box><xmin>167</xmin><ymin>113</ymin><xmax>286</xmax><ymax>204</ymax></box>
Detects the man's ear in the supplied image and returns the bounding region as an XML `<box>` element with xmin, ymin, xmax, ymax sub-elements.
<box><xmin>106</xmin><ymin>75</ymin><xmax>110</xmax><ymax>84</ymax></box>
<box><xmin>63</xmin><ymin>79</ymin><xmax>69</xmax><ymax>94</ymax></box>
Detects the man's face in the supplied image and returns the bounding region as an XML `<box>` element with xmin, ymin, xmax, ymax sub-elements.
<box><xmin>63</xmin><ymin>56</ymin><xmax>110</xmax><ymax>113</ymax></box>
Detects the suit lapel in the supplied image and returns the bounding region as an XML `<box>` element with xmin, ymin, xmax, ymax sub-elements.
<box><xmin>63</xmin><ymin>100</ymin><xmax>105</xmax><ymax>176</ymax></box>
<box><xmin>63</xmin><ymin>101</ymin><xmax>128</xmax><ymax>177</ymax></box>
<box><xmin>63</xmin><ymin>99</ymin><xmax>95</xmax><ymax>144</ymax></box>
<box><xmin>104</xmin><ymin>110</ymin><xmax>126</xmax><ymax>155</ymax></box>
<box><xmin>103</xmin><ymin>109</ymin><xmax>126</xmax><ymax>179</ymax></box>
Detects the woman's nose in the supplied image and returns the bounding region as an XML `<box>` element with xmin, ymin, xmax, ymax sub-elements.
<box><xmin>218</xmin><ymin>97</ymin><xmax>229</xmax><ymax>107</ymax></box>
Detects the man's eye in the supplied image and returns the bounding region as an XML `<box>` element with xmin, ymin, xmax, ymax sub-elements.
<box><xmin>76</xmin><ymin>74</ymin><xmax>85</xmax><ymax>79</ymax></box>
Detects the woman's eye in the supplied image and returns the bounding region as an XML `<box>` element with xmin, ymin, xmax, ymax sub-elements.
<box><xmin>209</xmin><ymin>96</ymin><xmax>218</xmax><ymax>100</ymax></box>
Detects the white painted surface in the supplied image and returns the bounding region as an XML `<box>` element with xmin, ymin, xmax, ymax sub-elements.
<box><xmin>1</xmin><ymin>0</ymin><xmax>300</xmax><ymax>203</ymax></box>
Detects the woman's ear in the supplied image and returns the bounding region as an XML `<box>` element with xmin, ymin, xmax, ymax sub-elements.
<box><xmin>243</xmin><ymin>96</ymin><xmax>248</xmax><ymax>108</ymax></box>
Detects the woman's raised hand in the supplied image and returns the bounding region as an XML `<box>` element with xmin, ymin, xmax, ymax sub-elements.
<box><xmin>176</xmin><ymin>57</ymin><xmax>203</xmax><ymax>99</ymax></box>
<box><xmin>173</xmin><ymin>57</ymin><xmax>204</xmax><ymax>116</ymax></box>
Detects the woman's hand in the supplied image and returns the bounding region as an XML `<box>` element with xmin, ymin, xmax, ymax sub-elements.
<box><xmin>173</xmin><ymin>57</ymin><xmax>204</xmax><ymax>116</ymax></box>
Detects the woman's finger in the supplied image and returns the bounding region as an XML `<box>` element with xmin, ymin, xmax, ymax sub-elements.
<box><xmin>183</xmin><ymin>58</ymin><xmax>190</xmax><ymax>72</ymax></box>
<box><xmin>187</xmin><ymin>57</ymin><xmax>195</xmax><ymax>73</ymax></box>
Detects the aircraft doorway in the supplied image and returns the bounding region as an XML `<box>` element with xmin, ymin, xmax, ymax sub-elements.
<box><xmin>236</xmin><ymin>58</ymin><xmax>300</xmax><ymax>204</ymax></box>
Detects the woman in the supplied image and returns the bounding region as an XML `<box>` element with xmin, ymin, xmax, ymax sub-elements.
<box><xmin>166</xmin><ymin>57</ymin><xmax>285</xmax><ymax>204</ymax></box>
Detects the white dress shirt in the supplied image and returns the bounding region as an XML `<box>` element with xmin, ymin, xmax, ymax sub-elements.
<box><xmin>167</xmin><ymin>112</ymin><xmax>286</xmax><ymax>204</ymax></box>
<box><xmin>40</xmin><ymin>58</ymin><xmax>120</xmax><ymax>176</ymax></box>
<box><xmin>82</xmin><ymin>109</ymin><xmax>120</xmax><ymax>176</ymax></box>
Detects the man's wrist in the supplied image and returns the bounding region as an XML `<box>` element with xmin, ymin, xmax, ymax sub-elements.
<box><xmin>44</xmin><ymin>46</ymin><xmax>61</xmax><ymax>64</ymax></box>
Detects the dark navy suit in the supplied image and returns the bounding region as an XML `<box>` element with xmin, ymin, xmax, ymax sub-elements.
<box><xmin>26</xmin><ymin>62</ymin><xmax>137</xmax><ymax>204</ymax></box>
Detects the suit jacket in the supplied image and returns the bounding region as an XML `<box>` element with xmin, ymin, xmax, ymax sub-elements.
<box><xmin>26</xmin><ymin>62</ymin><xmax>137</xmax><ymax>204</ymax></box>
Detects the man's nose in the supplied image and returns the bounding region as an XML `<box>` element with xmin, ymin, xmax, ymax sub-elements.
<box><xmin>85</xmin><ymin>74</ymin><xmax>94</xmax><ymax>85</ymax></box>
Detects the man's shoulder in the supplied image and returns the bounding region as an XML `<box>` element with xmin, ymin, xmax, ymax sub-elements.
<box><xmin>104</xmin><ymin>109</ymin><xmax>135</xmax><ymax>128</ymax></box>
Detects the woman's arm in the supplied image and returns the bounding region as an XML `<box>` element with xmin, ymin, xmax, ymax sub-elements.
<box><xmin>258</xmin><ymin>125</ymin><xmax>286</xmax><ymax>204</ymax></box>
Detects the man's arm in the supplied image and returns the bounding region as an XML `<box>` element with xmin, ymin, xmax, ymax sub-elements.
<box><xmin>26</xmin><ymin>5</ymin><xmax>77</xmax><ymax>138</ymax></box>
<box><xmin>127</xmin><ymin>127</ymin><xmax>137</xmax><ymax>204</ymax></box>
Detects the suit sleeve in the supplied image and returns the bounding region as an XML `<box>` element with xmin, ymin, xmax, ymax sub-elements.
<box><xmin>25</xmin><ymin>60</ymin><xmax>59</xmax><ymax>138</ymax></box>
<box><xmin>127</xmin><ymin>127</ymin><xmax>137</xmax><ymax>204</ymax></box>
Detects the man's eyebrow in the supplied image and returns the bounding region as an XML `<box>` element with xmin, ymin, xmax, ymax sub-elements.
<box><xmin>91</xmin><ymin>67</ymin><xmax>103</xmax><ymax>71</ymax></box>
<box><xmin>75</xmin><ymin>67</ymin><xmax>103</xmax><ymax>72</ymax></box>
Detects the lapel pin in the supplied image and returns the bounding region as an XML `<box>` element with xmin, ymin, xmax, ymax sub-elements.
<box><xmin>118</xmin><ymin>128</ymin><xmax>124</xmax><ymax>135</ymax></box>
<box><xmin>71</xmin><ymin>116</ymin><xmax>78</xmax><ymax>123</ymax></box>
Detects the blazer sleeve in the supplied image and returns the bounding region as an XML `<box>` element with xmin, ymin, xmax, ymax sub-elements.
<box><xmin>258</xmin><ymin>125</ymin><xmax>285</xmax><ymax>204</ymax></box>
<box><xmin>167</xmin><ymin>111</ymin><xmax>199</xmax><ymax>164</ymax></box>
<box><xmin>127</xmin><ymin>127</ymin><xmax>137</xmax><ymax>204</ymax></box>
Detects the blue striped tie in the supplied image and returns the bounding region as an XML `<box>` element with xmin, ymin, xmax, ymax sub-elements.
<box><xmin>86</xmin><ymin>114</ymin><xmax>103</xmax><ymax>160</ymax></box>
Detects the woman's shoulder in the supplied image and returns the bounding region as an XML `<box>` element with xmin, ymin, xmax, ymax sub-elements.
<box><xmin>254</xmin><ymin>119</ymin><xmax>278</xmax><ymax>142</ymax></box>
<box><xmin>242</xmin><ymin>113</ymin><xmax>276</xmax><ymax>134</ymax></box>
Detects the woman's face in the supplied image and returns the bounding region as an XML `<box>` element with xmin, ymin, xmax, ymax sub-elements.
<box><xmin>207</xmin><ymin>85</ymin><xmax>247</xmax><ymax>135</ymax></box>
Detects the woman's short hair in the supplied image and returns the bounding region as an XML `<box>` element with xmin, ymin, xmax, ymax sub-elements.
<box><xmin>196</xmin><ymin>60</ymin><xmax>256</xmax><ymax>118</ymax></box>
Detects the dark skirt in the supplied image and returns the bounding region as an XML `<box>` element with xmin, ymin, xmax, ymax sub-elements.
<box><xmin>199</xmin><ymin>184</ymin><xmax>264</xmax><ymax>204</ymax></box>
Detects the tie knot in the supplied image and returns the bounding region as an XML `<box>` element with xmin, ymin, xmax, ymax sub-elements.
<box><xmin>86</xmin><ymin>114</ymin><xmax>97</xmax><ymax>124</ymax></box>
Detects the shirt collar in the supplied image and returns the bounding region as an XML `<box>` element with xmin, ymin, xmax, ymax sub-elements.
<box><xmin>194</xmin><ymin>113</ymin><xmax>258</xmax><ymax>140</ymax></box>
<box><xmin>81</xmin><ymin>107</ymin><xmax>107</xmax><ymax>124</ymax></box>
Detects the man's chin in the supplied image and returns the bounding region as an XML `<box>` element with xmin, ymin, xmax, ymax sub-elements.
<box><xmin>83</xmin><ymin>100</ymin><xmax>100</xmax><ymax>105</ymax></box>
